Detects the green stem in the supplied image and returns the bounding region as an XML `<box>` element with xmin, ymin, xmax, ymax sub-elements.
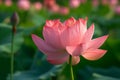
<box><xmin>69</xmin><ymin>55</ymin><xmax>74</xmax><ymax>80</ymax></box>
<box><xmin>10</xmin><ymin>31</ymin><xmax>14</xmax><ymax>80</ymax></box>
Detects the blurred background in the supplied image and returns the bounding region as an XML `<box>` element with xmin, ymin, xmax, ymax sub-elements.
<box><xmin>0</xmin><ymin>0</ymin><xmax>120</xmax><ymax>80</ymax></box>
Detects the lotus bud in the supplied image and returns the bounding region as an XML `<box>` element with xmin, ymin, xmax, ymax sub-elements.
<box><xmin>10</xmin><ymin>12</ymin><xmax>19</xmax><ymax>33</ymax></box>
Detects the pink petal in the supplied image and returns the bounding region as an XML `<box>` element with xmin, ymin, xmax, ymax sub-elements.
<box><xmin>47</xmin><ymin>50</ymin><xmax>68</xmax><ymax>59</ymax></box>
<box><xmin>60</xmin><ymin>17</ymin><xmax>88</xmax><ymax>47</ymax></box>
<box><xmin>43</xmin><ymin>24</ymin><xmax>63</xmax><ymax>49</ymax></box>
<box><xmin>79</xmin><ymin>18</ymin><xmax>87</xmax><ymax>26</ymax></box>
<box><xmin>47</xmin><ymin>57</ymin><xmax>68</xmax><ymax>65</ymax></box>
<box><xmin>57</xmin><ymin>22</ymin><xmax>67</xmax><ymax>31</ymax></box>
<box><xmin>61</xmin><ymin>26</ymin><xmax>80</xmax><ymax>46</ymax></box>
<box><xmin>72</xmin><ymin>56</ymin><xmax>80</xmax><ymax>65</ymax></box>
<box><xmin>32</xmin><ymin>34</ymin><xmax>57</xmax><ymax>55</ymax></box>
<box><xmin>67</xmin><ymin>56</ymin><xmax>80</xmax><ymax>65</ymax></box>
<box><xmin>45</xmin><ymin>19</ymin><xmax>60</xmax><ymax>28</ymax></box>
<box><xmin>82</xmin><ymin>24</ymin><xmax>94</xmax><ymax>43</ymax></box>
<box><xmin>47</xmin><ymin>52</ymin><xmax>69</xmax><ymax>65</ymax></box>
<box><xmin>64</xmin><ymin>17</ymin><xmax>76</xmax><ymax>27</ymax></box>
<box><xmin>88</xmin><ymin>35</ymin><xmax>108</xmax><ymax>49</ymax></box>
<box><xmin>60</xmin><ymin>20</ymin><xmax>86</xmax><ymax>46</ymax></box>
<box><xmin>45</xmin><ymin>20</ymin><xmax>54</xmax><ymax>27</ymax></box>
<box><xmin>78</xmin><ymin>18</ymin><xmax>87</xmax><ymax>35</ymax></box>
<box><xmin>66</xmin><ymin>45</ymin><xmax>83</xmax><ymax>56</ymax></box>
<box><xmin>82</xmin><ymin>49</ymin><xmax>107</xmax><ymax>60</ymax></box>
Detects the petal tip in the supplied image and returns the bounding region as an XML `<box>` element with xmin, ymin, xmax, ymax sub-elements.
<box><xmin>85</xmin><ymin>17</ymin><xmax>88</xmax><ymax>21</ymax></box>
<box><xmin>105</xmin><ymin>35</ymin><xmax>109</xmax><ymax>38</ymax></box>
<box><xmin>31</xmin><ymin>34</ymin><xmax>36</xmax><ymax>39</ymax></box>
<box><xmin>103</xmin><ymin>35</ymin><xmax>109</xmax><ymax>40</ymax></box>
<box><xmin>70</xmin><ymin>16</ymin><xmax>75</xmax><ymax>19</ymax></box>
<box><xmin>31</xmin><ymin>34</ymin><xmax>39</xmax><ymax>40</ymax></box>
<box><xmin>90</xmin><ymin>23</ymin><xmax>94</xmax><ymax>30</ymax></box>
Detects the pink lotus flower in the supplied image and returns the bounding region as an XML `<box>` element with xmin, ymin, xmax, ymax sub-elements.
<box><xmin>0</xmin><ymin>0</ymin><xmax>2</xmax><ymax>4</ymax></box>
<box><xmin>70</xmin><ymin>0</ymin><xmax>81</xmax><ymax>8</ymax></box>
<box><xmin>80</xmin><ymin>0</ymin><xmax>86</xmax><ymax>3</ymax></box>
<box><xmin>49</xmin><ymin>4</ymin><xmax>60</xmax><ymax>13</ymax></box>
<box><xmin>32</xmin><ymin>17</ymin><xmax>108</xmax><ymax>65</ymax></box>
<box><xmin>59</xmin><ymin>7</ymin><xmax>69</xmax><ymax>15</ymax></box>
<box><xmin>102</xmin><ymin>0</ymin><xmax>109</xmax><ymax>5</ymax></box>
<box><xmin>44</xmin><ymin>0</ymin><xmax>56</xmax><ymax>9</ymax></box>
<box><xmin>115</xmin><ymin>5</ymin><xmax>120</xmax><ymax>14</ymax></box>
<box><xmin>5</xmin><ymin>0</ymin><xmax>12</xmax><ymax>7</ymax></box>
<box><xmin>18</xmin><ymin>0</ymin><xmax>30</xmax><ymax>10</ymax></box>
<box><xmin>43</xmin><ymin>0</ymin><xmax>60</xmax><ymax>13</ymax></box>
<box><xmin>33</xmin><ymin>2</ymin><xmax>42</xmax><ymax>11</ymax></box>
<box><xmin>109</xmin><ymin>0</ymin><xmax>118</xmax><ymax>7</ymax></box>
<box><xmin>92</xmin><ymin>0</ymin><xmax>99</xmax><ymax>7</ymax></box>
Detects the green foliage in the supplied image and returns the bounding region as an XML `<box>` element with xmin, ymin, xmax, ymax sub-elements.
<box><xmin>8</xmin><ymin>51</ymin><xmax>63</xmax><ymax>80</ymax></box>
<box><xmin>78</xmin><ymin>66</ymin><xmax>120</xmax><ymax>80</ymax></box>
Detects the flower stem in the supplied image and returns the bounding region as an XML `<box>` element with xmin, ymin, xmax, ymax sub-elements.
<box><xmin>69</xmin><ymin>55</ymin><xmax>74</xmax><ymax>80</ymax></box>
<box><xmin>10</xmin><ymin>30</ymin><xmax>15</xmax><ymax>80</ymax></box>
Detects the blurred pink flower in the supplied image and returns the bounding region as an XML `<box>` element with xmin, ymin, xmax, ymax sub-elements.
<box><xmin>43</xmin><ymin>0</ymin><xmax>60</xmax><ymax>13</ymax></box>
<box><xmin>92</xmin><ymin>0</ymin><xmax>99</xmax><ymax>7</ymax></box>
<box><xmin>101</xmin><ymin>0</ymin><xmax>109</xmax><ymax>5</ymax></box>
<box><xmin>115</xmin><ymin>5</ymin><xmax>120</xmax><ymax>14</ymax></box>
<box><xmin>80</xmin><ymin>0</ymin><xmax>86</xmax><ymax>3</ymax></box>
<box><xmin>32</xmin><ymin>17</ymin><xmax>108</xmax><ymax>65</ymax></box>
<box><xmin>18</xmin><ymin>0</ymin><xmax>30</xmax><ymax>10</ymax></box>
<box><xmin>0</xmin><ymin>0</ymin><xmax>2</xmax><ymax>4</ymax></box>
<box><xmin>33</xmin><ymin>2</ymin><xmax>42</xmax><ymax>11</ymax></box>
<box><xmin>44</xmin><ymin>0</ymin><xmax>56</xmax><ymax>9</ymax></box>
<box><xmin>70</xmin><ymin>0</ymin><xmax>81</xmax><ymax>8</ymax></box>
<box><xmin>5</xmin><ymin>0</ymin><xmax>12</xmax><ymax>6</ymax></box>
<box><xmin>109</xmin><ymin>0</ymin><xmax>118</xmax><ymax>7</ymax></box>
<box><xmin>59</xmin><ymin>7</ymin><xmax>69</xmax><ymax>15</ymax></box>
<box><xmin>50</xmin><ymin>4</ymin><xmax>60</xmax><ymax>13</ymax></box>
